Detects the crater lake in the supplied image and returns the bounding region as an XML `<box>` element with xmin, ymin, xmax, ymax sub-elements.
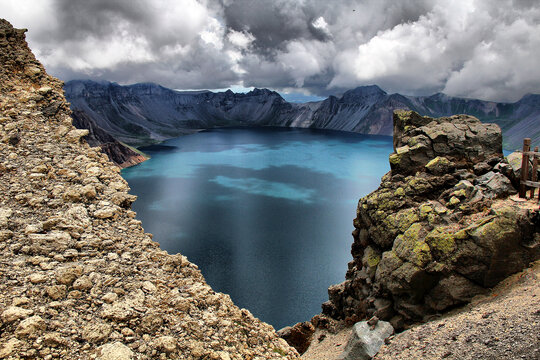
<box><xmin>121</xmin><ymin>127</ymin><xmax>393</xmax><ymax>329</ymax></box>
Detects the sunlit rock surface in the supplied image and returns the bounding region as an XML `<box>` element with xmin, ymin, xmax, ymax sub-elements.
<box><xmin>0</xmin><ymin>18</ymin><xmax>298</xmax><ymax>359</ymax></box>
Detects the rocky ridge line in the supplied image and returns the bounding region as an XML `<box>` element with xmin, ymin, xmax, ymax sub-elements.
<box><xmin>0</xmin><ymin>19</ymin><xmax>298</xmax><ymax>360</ymax></box>
<box><xmin>64</xmin><ymin>79</ymin><xmax>540</xmax><ymax>163</ymax></box>
<box><xmin>70</xmin><ymin>109</ymin><xmax>147</xmax><ymax>168</ymax></box>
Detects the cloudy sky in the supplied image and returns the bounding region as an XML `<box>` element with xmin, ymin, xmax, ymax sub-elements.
<box><xmin>3</xmin><ymin>0</ymin><xmax>540</xmax><ymax>102</ymax></box>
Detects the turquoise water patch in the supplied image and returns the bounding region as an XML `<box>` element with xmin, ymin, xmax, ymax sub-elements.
<box><xmin>126</xmin><ymin>137</ymin><xmax>389</xmax><ymax>182</ymax></box>
<box><xmin>122</xmin><ymin>127</ymin><xmax>393</xmax><ymax>329</ymax></box>
<box><xmin>210</xmin><ymin>176</ymin><xmax>316</xmax><ymax>203</ymax></box>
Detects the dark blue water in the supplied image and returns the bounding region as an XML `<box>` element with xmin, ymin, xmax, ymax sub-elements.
<box><xmin>121</xmin><ymin>127</ymin><xmax>392</xmax><ymax>329</ymax></box>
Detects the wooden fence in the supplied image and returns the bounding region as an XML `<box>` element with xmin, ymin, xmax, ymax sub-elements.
<box><xmin>519</xmin><ymin>138</ymin><xmax>540</xmax><ymax>202</ymax></box>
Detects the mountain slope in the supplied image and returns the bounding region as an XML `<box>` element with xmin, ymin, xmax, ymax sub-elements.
<box><xmin>70</xmin><ymin>109</ymin><xmax>147</xmax><ymax>167</ymax></box>
<box><xmin>0</xmin><ymin>18</ymin><xmax>298</xmax><ymax>359</ymax></box>
<box><xmin>64</xmin><ymin>80</ymin><xmax>540</xmax><ymax>153</ymax></box>
<box><xmin>65</xmin><ymin>81</ymin><xmax>304</xmax><ymax>146</ymax></box>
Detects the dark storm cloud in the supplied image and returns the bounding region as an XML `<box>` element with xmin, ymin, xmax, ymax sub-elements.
<box><xmin>220</xmin><ymin>0</ymin><xmax>433</xmax><ymax>55</ymax></box>
<box><xmin>3</xmin><ymin>0</ymin><xmax>540</xmax><ymax>101</ymax></box>
<box><xmin>222</xmin><ymin>0</ymin><xmax>330</xmax><ymax>52</ymax></box>
<box><xmin>52</xmin><ymin>0</ymin><xmax>148</xmax><ymax>41</ymax></box>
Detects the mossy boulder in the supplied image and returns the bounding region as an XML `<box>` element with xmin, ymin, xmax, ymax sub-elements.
<box><xmin>325</xmin><ymin>111</ymin><xmax>537</xmax><ymax>326</ymax></box>
<box><xmin>425</xmin><ymin>227</ymin><xmax>456</xmax><ymax>259</ymax></box>
<box><xmin>390</xmin><ymin>111</ymin><xmax>502</xmax><ymax>176</ymax></box>
<box><xmin>393</xmin><ymin>223</ymin><xmax>432</xmax><ymax>268</ymax></box>
<box><xmin>425</xmin><ymin>156</ymin><xmax>454</xmax><ymax>175</ymax></box>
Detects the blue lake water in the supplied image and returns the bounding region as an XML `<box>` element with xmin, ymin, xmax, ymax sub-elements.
<box><xmin>121</xmin><ymin>127</ymin><xmax>393</xmax><ymax>329</ymax></box>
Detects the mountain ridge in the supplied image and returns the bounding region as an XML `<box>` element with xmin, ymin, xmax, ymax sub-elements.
<box><xmin>64</xmin><ymin>80</ymin><xmax>540</xmax><ymax>167</ymax></box>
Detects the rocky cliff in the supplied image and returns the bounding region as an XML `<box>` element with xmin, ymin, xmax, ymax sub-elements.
<box><xmin>322</xmin><ymin>110</ymin><xmax>539</xmax><ymax>329</ymax></box>
<box><xmin>0</xmin><ymin>19</ymin><xmax>297</xmax><ymax>359</ymax></box>
<box><xmin>64</xmin><ymin>80</ymin><xmax>540</xmax><ymax>163</ymax></box>
<box><xmin>64</xmin><ymin>80</ymin><xmax>310</xmax><ymax>146</ymax></box>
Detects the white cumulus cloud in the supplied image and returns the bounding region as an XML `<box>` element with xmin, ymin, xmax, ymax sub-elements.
<box><xmin>2</xmin><ymin>0</ymin><xmax>539</xmax><ymax>101</ymax></box>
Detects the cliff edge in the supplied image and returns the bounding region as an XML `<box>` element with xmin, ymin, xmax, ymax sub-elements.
<box><xmin>323</xmin><ymin>110</ymin><xmax>539</xmax><ymax>328</ymax></box>
<box><xmin>295</xmin><ymin>110</ymin><xmax>540</xmax><ymax>359</ymax></box>
<box><xmin>0</xmin><ymin>19</ymin><xmax>297</xmax><ymax>359</ymax></box>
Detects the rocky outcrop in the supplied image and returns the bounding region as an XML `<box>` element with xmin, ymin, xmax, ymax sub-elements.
<box><xmin>0</xmin><ymin>19</ymin><xmax>297</xmax><ymax>359</ymax></box>
<box><xmin>390</xmin><ymin>111</ymin><xmax>502</xmax><ymax>175</ymax></box>
<box><xmin>322</xmin><ymin>110</ymin><xmax>539</xmax><ymax>329</ymax></box>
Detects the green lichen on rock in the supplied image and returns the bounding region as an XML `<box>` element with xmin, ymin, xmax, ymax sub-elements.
<box><xmin>448</xmin><ymin>196</ymin><xmax>461</xmax><ymax>206</ymax></box>
<box><xmin>366</xmin><ymin>188</ymin><xmax>400</xmax><ymax>211</ymax></box>
<box><xmin>396</xmin><ymin>208</ymin><xmax>420</xmax><ymax>232</ymax></box>
<box><xmin>425</xmin><ymin>227</ymin><xmax>456</xmax><ymax>259</ymax></box>
<box><xmin>382</xmin><ymin>207</ymin><xmax>420</xmax><ymax>238</ymax></box>
<box><xmin>396</xmin><ymin>145</ymin><xmax>410</xmax><ymax>155</ymax></box>
<box><xmin>419</xmin><ymin>203</ymin><xmax>433</xmax><ymax>219</ymax></box>
<box><xmin>406</xmin><ymin>177</ymin><xmax>432</xmax><ymax>194</ymax></box>
<box><xmin>452</xmin><ymin>189</ymin><xmax>467</xmax><ymax>198</ymax></box>
<box><xmin>453</xmin><ymin>229</ymin><xmax>469</xmax><ymax>241</ymax></box>
<box><xmin>470</xmin><ymin>206</ymin><xmax>520</xmax><ymax>249</ymax></box>
<box><xmin>389</xmin><ymin>153</ymin><xmax>401</xmax><ymax>166</ymax></box>
<box><xmin>419</xmin><ymin>202</ymin><xmax>442</xmax><ymax>225</ymax></box>
<box><xmin>363</xmin><ymin>246</ymin><xmax>381</xmax><ymax>268</ymax></box>
<box><xmin>393</xmin><ymin>223</ymin><xmax>432</xmax><ymax>268</ymax></box>
<box><xmin>425</xmin><ymin>156</ymin><xmax>453</xmax><ymax>175</ymax></box>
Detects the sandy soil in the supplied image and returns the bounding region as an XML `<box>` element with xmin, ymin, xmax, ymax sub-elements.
<box><xmin>301</xmin><ymin>326</ymin><xmax>352</xmax><ymax>360</ymax></box>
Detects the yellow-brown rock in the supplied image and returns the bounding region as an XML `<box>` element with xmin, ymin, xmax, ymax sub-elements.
<box><xmin>0</xmin><ymin>18</ymin><xmax>298</xmax><ymax>359</ymax></box>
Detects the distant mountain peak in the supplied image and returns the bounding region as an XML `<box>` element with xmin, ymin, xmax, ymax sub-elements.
<box><xmin>341</xmin><ymin>85</ymin><xmax>387</xmax><ymax>102</ymax></box>
<box><xmin>247</xmin><ymin>88</ymin><xmax>283</xmax><ymax>99</ymax></box>
<box><xmin>64</xmin><ymin>79</ymin><xmax>540</xmax><ymax>150</ymax></box>
<box><xmin>427</xmin><ymin>92</ymin><xmax>448</xmax><ymax>99</ymax></box>
<box><xmin>518</xmin><ymin>93</ymin><xmax>540</xmax><ymax>105</ymax></box>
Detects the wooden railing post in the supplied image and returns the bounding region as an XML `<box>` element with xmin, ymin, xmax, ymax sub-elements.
<box><xmin>519</xmin><ymin>138</ymin><xmax>531</xmax><ymax>198</ymax></box>
<box><xmin>530</xmin><ymin>146</ymin><xmax>538</xmax><ymax>199</ymax></box>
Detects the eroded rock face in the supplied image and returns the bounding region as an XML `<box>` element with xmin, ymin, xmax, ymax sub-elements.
<box><xmin>323</xmin><ymin>110</ymin><xmax>539</xmax><ymax>329</ymax></box>
<box><xmin>390</xmin><ymin>110</ymin><xmax>502</xmax><ymax>176</ymax></box>
<box><xmin>0</xmin><ymin>19</ymin><xmax>298</xmax><ymax>359</ymax></box>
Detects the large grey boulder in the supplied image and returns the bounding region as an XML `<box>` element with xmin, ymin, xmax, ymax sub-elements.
<box><xmin>475</xmin><ymin>171</ymin><xmax>516</xmax><ymax>198</ymax></box>
<box><xmin>338</xmin><ymin>320</ymin><xmax>394</xmax><ymax>360</ymax></box>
